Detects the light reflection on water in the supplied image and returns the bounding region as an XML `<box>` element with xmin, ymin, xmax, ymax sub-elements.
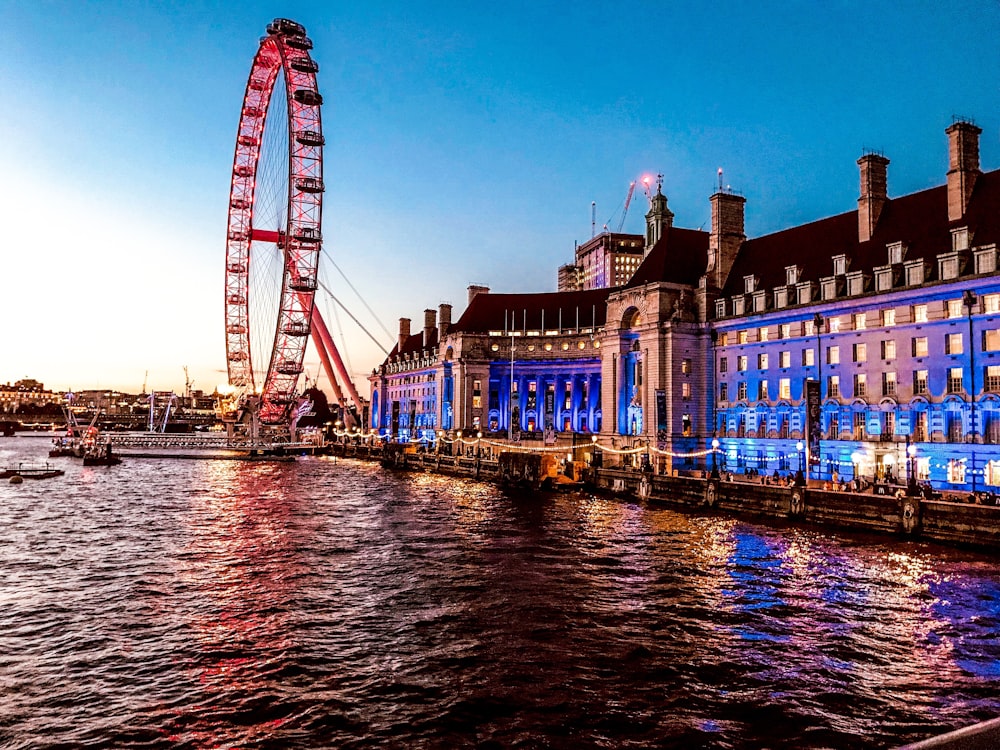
<box><xmin>1</xmin><ymin>435</ymin><xmax>1000</xmax><ymax>748</ymax></box>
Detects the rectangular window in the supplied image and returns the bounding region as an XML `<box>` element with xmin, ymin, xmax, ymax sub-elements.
<box><xmin>913</xmin><ymin>304</ymin><xmax>928</xmax><ymax>323</ymax></box>
<box><xmin>681</xmin><ymin>358</ymin><xmax>691</xmax><ymax>375</ymax></box>
<box><xmin>948</xmin><ymin>368</ymin><xmax>964</xmax><ymax>393</ymax></box>
<box><xmin>882</xmin><ymin>371</ymin><xmax>897</xmax><ymax>396</ymax></box>
<box><xmin>914</xmin><ymin>411</ymin><xmax>928</xmax><ymax>442</ymax></box>
<box><xmin>884</xmin><ymin>411</ymin><xmax>896</xmax><ymax>438</ymax></box>
<box><xmin>804</xmin><ymin>320</ymin><xmax>816</xmax><ymax>336</ymax></box>
<box><xmin>854</xmin><ymin>312</ymin><xmax>866</xmax><ymax>330</ymax></box>
<box><xmin>779</xmin><ymin>323</ymin><xmax>791</xmax><ymax>340</ymax></box>
<box><xmin>946</xmin><ymin>333</ymin><xmax>964</xmax><ymax>355</ymax></box>
<box><xmin>759</xmin><ymin>327</ymin><xmax>769</xmax><ymax>342</ymax></box>
<box><xmin>987</xmin><ymin>366</ymin><xmax>1000</xmax><ymax>393</ymax></box>
<box><xmin>738</xmin><ymin>355</ymin><xmax>748</xmax><ymax>372</ymax></box>
<box><xmin>888</xmin><ymin>242</ymin><xmax>904</xmax><ymax>264</ymax></box>
<box><xmin>985</xmin><ymin>330</ymin><xmax>1000</xmax><ymax>352</ymax></box>
<box><xmin>738</xmin><ymin>330</ymin><xmax>748</xmax><ymax>345</ymax></box>
<box><xmin>912</xmin><ymin>337</ymin><xmax>929</xmax><ymax>358</ymax></box>
<box><xmin>828</xmin><ymin>374</ymin><xmax>840</xmax><ymax>398</ymax></box>
<box><xmin>802</xmin><ymin>348</ymin><xmax>815</xmax><ymax>367</ymax></box>
<box><xmin>853</xmin><ymin>412</ymin><xmax>866</xmax><ymax>440</ymax></box>
<box><xmin>948</xmin><ymin>459</ymin><xmax>967</xmax><ymax>484</ymax></box>
<box><xmin>914</xmin><ymin>369</ymin><xmax>928</xmax><ymax>395</ymax></box>
<box><xmin>737</xmin><ymin>381</ymin><xmax>747</xmax><ymax>400</ymax></box>
<box><xmin>882</xmin><ymin>309</ymin><xmax>896</xmax><ymax>327</ymax></box>
<box><xmin>853</xmin><ymin>343</ymin><xmax>867</xmax><ymax>363</ymax></box>
<box><xmin>758</xmin><ymin>353</ymin><xmax>768</xmax><ymax>370</ymax></box>
<box><xmin>472</xmin><ymin>379</ymin><xmax>482</xmax><ymax>409</ymax></box>
<box><xmin>719</xmin><ymin>357</ymin><xmax>728</xmax><ymax>373</ymax></box>
<box><xmin>719</xmin><ymin>382</ymin><xmax>729</xmax><ymax>401</ymax></box>
<box><xmin>881</xmin><ymin>339</ymin><xmax>896</xmax><ymax>360</ymax></box>
<box><xmin>906</xmin><ymin>262</ymin><xmax>924</xmax><ymax>286</ymax></box>
<box><xmin>829</xmin><ymin>317</ymin><xmax>842</xmax><ymax>332</ymax></box>
<box><xmin>854</xmin><ymin>373</ymin><xmax>867</xmax><ymax>398</ymax></box>
<box><xmin>947</xmin><ymin>299</ymin><xmax>964</xmax><ymax>319</ymax></box>
<box><xmin>827</xmin><ymin>346</ymin><xmax>840</xmax><ymax>365</ymax></box>
<box><xmin>828</xmin><ymin>411</ymin><xmax>840</xmax><ymax>439</ymax></box>
<box><xmin>984</xmin><ymin>294</ymin><xmax>1000</xmax><ymax>314</ymax></box>
<box><xmin>779</xmin><ymin>351</ymin><xmax>791</xmax><ymax>369</ymax></box>
<box><xmin>681</xmin><ymin>382</ymin><xmax>691</xmax><ymax>399</ymax></box>
<box><xmin>833</xmin><ymin>255</ymin><xmax>847</xmax><ymax>275</ymax></box>
<box><xmin>779</xmin><ymin>378</ymin><xmax>791</xmax><ymax>399</ymax></box>
<box><xmin>718</xmin><ymin>332</ymin><xmax>729</xmax><ymax>346</ymax></box>
<box><xmin>758</xmin><ymin>380</ymin><xmax>769</xmax><ymax>400</ymax></box>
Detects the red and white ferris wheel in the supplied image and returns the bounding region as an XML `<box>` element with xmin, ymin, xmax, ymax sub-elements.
<box><xmin>223</xmin><ymin>18</ymin><xmax>326</xmax><ymax>425</ymax></box>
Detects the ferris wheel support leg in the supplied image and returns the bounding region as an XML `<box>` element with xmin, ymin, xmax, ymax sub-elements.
<box><xmin>310</xmin><ymin>324</ymin><xmax>350</xmax><ymax>423</ymax></box>
<box><xmin>310</xmin><ymin>307</ymin><xmax>364</xmax><ymax>424</ymax></box>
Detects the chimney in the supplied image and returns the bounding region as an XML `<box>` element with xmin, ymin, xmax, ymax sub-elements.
<box><xmin>397</xmin><ymin>317</ymin><xmax>411</xmax><ymax>354</ymax></box>
<box><xmin>946</xmin><ymin>120</ymin><xmax>982</xmax><ymax>222</ymax></box>
<box><xmin>467</xmin><ymin>284</ymin><xmax>490</xmax><ymax>305</ymax></box>
<box><xmin>857</xmin><ymin>153</ymin><xmax>889</xmax><ymax>243</ymax></box>
<box><xmin>423</xmin><ymin>309</ymin><xmax>436</xmax><ymax>348</ymax></box>
<box><xmin>707</xmin><ymin>190</ymin><xmax>746</xmax><ymax>289</ymax></box>
<box><xmin>438</xmin><ymin>303</ymin><xmax>452</xmax><ymax>339</ymax></box>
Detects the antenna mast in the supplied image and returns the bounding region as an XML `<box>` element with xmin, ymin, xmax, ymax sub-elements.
<box><xmin>591</xmin><ymin>201</ymin><xmax>596</xmax><ymax>238</ymax></box>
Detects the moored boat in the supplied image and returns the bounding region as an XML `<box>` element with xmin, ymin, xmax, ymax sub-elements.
<box><xmin>1</xmin><ymin>463</ymin><xmax>66</xmax><ymax>480</ymax></box>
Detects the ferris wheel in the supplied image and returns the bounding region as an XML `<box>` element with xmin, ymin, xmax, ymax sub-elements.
<box><xmin>223</xmin><ymin>18</ymin><xmax>325</xmax><ymax>425</ymax></box>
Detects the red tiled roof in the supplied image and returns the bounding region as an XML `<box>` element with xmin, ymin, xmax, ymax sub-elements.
<box><xmin>721</xmin><ymin>168</ymin><xmax>1000</xmax><ymax>297</ymax></box>
<box><xmin>625</xmin><ymin>226</ymin><xmax>710</xmax><ymax>288</ymax></box>
<box><xmin>452</xmin><ymin>287</ymin><xmax>614</xmax><ymax>333</ymax></box>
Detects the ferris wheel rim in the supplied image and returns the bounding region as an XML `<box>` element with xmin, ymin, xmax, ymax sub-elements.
<box><xmin>223</xmin><ymin>19</ymin><xmax>324</xmax><ymax>425</ymax></box>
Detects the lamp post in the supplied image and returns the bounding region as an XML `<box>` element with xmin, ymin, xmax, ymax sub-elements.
<box><xmin>851</xmin><ymin>451</ymin><xmax>863</xmax><ymax>488</ymax></box>
<box><xmin>907</xmin><ymin>440</ymin><xmax>917</xmax><ymax>496</ymax></box>
<box><xmin>796</xmin><ymin>440</ymin><xmax>805</xmax><ymax>486</ymax></box>
<box><xmin>476</xmin><ymin>431</ymin><xmax>482</xmax><ymax>459</ymax></box>
<box><xmin>711</xmin><ymin>437</ymin><xmax>720</xmax><ymax>479</ymax></box>
<box><xmin>813</xmin><ymin>313</ymin><xmax>824</xmax><ymax>483</ymax></box>
<box><xmin>964</xmin><ymin>289</ymin><xmax>978</xmax><ymax>493</ymax></box>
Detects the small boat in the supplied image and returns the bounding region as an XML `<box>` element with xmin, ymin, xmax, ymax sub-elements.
<box><xmin>82</xmin><ymin>439</ymin><xmax>122</xmax><ymax>467</ymax></box>
<box><xmin>0</xmin><ymin>462</ymin><xmax>66</xmax><ymax>480</ymax></box>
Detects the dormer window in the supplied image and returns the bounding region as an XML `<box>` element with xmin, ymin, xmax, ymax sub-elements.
<box><xmin>952</xmin><ymin>227</ymin><xmax>970</xmax><ymax>251</ymax></box>
<box><xmin>833</xmin><ymin>254</ymin><xmax>847</xmax><ymax>276</ymax></box>
<box><xmin>874</xmin><ymin>266</ymin><xmax>894</xmax><ymax>292</ymax></box>
<box><xmin>938</xmin><ymin>251</ymin><xmax>961</xmax><ymax>280</ymax></box>
<box><xmin>732</xmin><ymin>296</ymin><xmax>745</xmax><ymax>316</ymax></box>
<box><xmin>743</xmin><ymin>275</ymin><xmax>757</xmax><ymax>294</ymax></box>
<box><xmin>715</xmin><ymin>299</ymin><xmax>727</xmax><ymax>318</ymax></box>
<box><xmin>785</xmin><ymin>265</ymin><xmax>800</xmax><ymax>285</ymax></box>
<box><xmin>846</xmin><ymin>271</ymin><xmax>865</xmax><ymax>296</ymax></box>
<box><xmin>887</xmin><ymin>241</ymin><xmax>905</xmax><ymax>264</ymax></box>
<box><xmin>904</xmin><ymin>260</ymin><xmax>925</xmax><ymax>286</ymax></box>
<box><xmin>752</xmin><ymin>291</ymin><xmax>767</xmax><ymax>313</ymax></box>
<box><xmin>974</xmin><ymin>245</ymin><xmax>998</xmax><ymax>275</ymax></box>
<box><xmin>774</xmin><ymin>287</ymin><xmax>788</xmax><ymax>309</ymax></box>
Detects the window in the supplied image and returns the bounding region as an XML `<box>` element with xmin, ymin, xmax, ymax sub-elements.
<box><xmin>738</xmin><ymin>330</ymin><xmax>748</xmax><ymax>345</ymax></box>
<box><xmin>853</xmin><ymin>412</ymin><xmax>866</xmax><ymax>440</ymax></box>
<box><xmin>976</xmin><ymin>248</ymin><xmax>998</xmax><ymax>276</ymax></box>
<box><xmin>914</xmin><ymin>411</ymin><xmax>929</xmax><ymax>442</ymax></box>
<box><xmin>914</xmin><ymin>369</ymin><xmax>929</xmax><ymax>395</ymax></box>
<box><xmin>828</xmin><ymin>411</ymin><xmax>840</xmax><ymax>439</ymax></box>
<box><xmin>759</xmin><ymin>327</ymin><xmax>769</xmax><ymax>342</ymax></box>
<box><xmin>718</xmin><ymin>332</ymin><xmax>729</xmax><ymax>346</ymax></box>
<box><xmin>758</xmin><ymin>380</ymin><xmax>769</xmax><ymax>400</ymax></box>
<box><xmin>948</xmin><ymin>459</ymin><xmax>967</xmax><ymax>484</ymax></box>
<box><xmin>779</xmin><ymin>323</ymin><xmax>791</xmax><ymax>339</ymax></box>
<box><xmin>738</xmin><ymin>355</ymin><xmax>748</xmax><ymax>372</ymax></box>
<box><xmin>888</xmin><ymin>241</ymin><xmax>904</xmax><ymax>264</ymax></box>
<box><xmin>987</xmin><ymin>366</ymin><xmax>1000</xmax><ymax>393</ymax></box>
<box><xmin>947</xmin><ymin>299</ymin><xmax>963</xmax><ymax>319</ymax></box>
<box><xmin>939</xmin><ymin>253</ymin><xmax>960</xmax><ymax>280</ymax></box>
<box><xmin>786</xmin><ymin>265</ymin><xmax>799</xmax><ymax>285</ymax></box>
<box><xmin>804</xmin><ymin>320</ymin><xmax>816</xmax><ymax>336</ymax></box>
<box><xmin>854</xmin><ymin>312</ymin><xmax>866</xmax><ymax>330</ymax></box>
<box><xmin>719</xmin><ymin>382</ymin><xmax>729</xmax><ymax>401</ymax></box>
<box><xmin>827</xmin><ymin>346</ymin><xmax>840</xmax><ymax>365</ymax></box>
<box><xmin>948</xmin><ymin>368</ymin><xmax>964</xmax><ymax>393</ymax></box>
<box><xmin>882</xmin><ymin>309</ymin><xmax>896</xmax><ymax>327</ymax></box>
<box><xmin>912</xmin><ymin>337</ymin><xmax>928</xmax><ymax>358</ymax></box>
<box><xmin>833</xmin><ymin>254</ymin><xmax>847</xmax><ymax>275</ymax></box>
<box><xmin>758</xmin><ymin>353</ymin><xmax>768</xmax><ymax>370</ymax></box>
<box><xmin>779</xmin><ymin>378</ymin><xmax>791</xmax><ymax>399</ymax></box>
<box><xmin>681</xmin><ymin>382</ymin><xmax>691</xmax><ymax>399</ymax></box>
<box><xmin>472</xmin><ymin>380</ymin><xmax>482</xmax><ymax>409</ymax></box>
<box><xmin>854</xmin><ymin>373</ymin><xmax>867</xmax><ymax>398</ymax></box>
<box><xmin>853</xmin><ymin>343</ymin><xmax>867</xmax><ymax>363</ymax></box>
<box><xmin>829</xmin><ymin>317</ymin><xmax>842</xmax><ymax>332</ymax></box>
<box><xmin>737</xmin><ymin>381</ymin><xmax>747</xmax><ymax>400</ymax></box>
<box><xmin>719</xmin><ymin>357</ymin><xmax>729</xmax><ymax>373</ymax></box>
<box><xmin>753</xmin><ymin>292</ymin><xmax>767</xmax><ymax>313</ymax></box>
<box><xmin>946</xmin><ymin>333</ymin><xmax>964</xmax><ymax>355</ymax></box>
<box><xmin>905</xmin><ymin>262</ymin><xmax>925</xmax><ymax>286</ymax></box>
<box><xmin>828</xmin><ymin>374</ymin><xmax>840</xmax><ymax>398</ymax></box>
<box><xmin>947</xmin><ymin>410</ymin><xmax>964</xmax><ymax>442</ymax></box>
<box><xmin>847</xmin><ymin>272</ymin><xmax>865</xmax><ymax>296</ymax></box>
<box><xmin>779</xmin><ymin>351</ymin><xmax>791</xmax><ymax>369</ymax></box>
<box><xmin>882</xmin><ymin>371</ymin><xmax>897</xmax><ymax>396</ymax></box>
<box><xmin>986</xmin><ymin>330</ymin><xmax>1000</xmax><ymax>352</ymax></box>
<box><xmin>802</xmin><ymin>348</ymin><xmax>815</xmax><ymax>367</ymax></box>
<box><xmin>985</xmin><ymin>294</ymin><xmax>1000</xmax><ymax>314</ymax></box>
<box><xmin>952</xmin><ymin>227</ymin><xmax>970</xmax><ymax>251</ymax></box>
<box><xmin>913</xmin><ymin>304</ymin><xmax>928</xmax><ymax>323</ymax></box>
<box><xmin>682</xmin><ymin>414</ymin><xmax>692</xmax><ymax>437</ymax></box>
<box><xmin>744</xmin><ymin>275</ymin><xmax>756</xmax><ymax>293</ymax></box>
<box><xmin>732</xmin><ymin>297</ymin><xmax>745</xmax><ymax>316</ymax></box>
<box><xmin>681</xmin><ymin>358</ymin><xmax>692</xmax><ymax>375</ymax></box>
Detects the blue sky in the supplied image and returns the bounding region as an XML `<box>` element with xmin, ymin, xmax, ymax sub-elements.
<box><xmin>1</xmin><ymin>1</ymin><xmax>997</xmax><ymax>394</ymax></box>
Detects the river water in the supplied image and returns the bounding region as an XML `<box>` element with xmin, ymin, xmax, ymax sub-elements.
<box><xmin>2</xmin><ymin>435</ymin><xmax>1000</xmax><ymax>749</ymax></box>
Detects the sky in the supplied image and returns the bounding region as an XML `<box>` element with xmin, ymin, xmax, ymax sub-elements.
<box><xmin>0</xmin><ymin>1</ymin><xmax>997</xmax><ymax>397</ymax></box>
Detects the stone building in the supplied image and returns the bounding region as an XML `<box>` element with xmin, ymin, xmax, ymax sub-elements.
<box><xmin>371</xmin><ymin>119</ymin><xmax>1000</xmax><ymax>491</ymax></box>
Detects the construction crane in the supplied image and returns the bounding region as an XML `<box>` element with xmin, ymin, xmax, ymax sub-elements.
<box><xmin>617</xmin><ymin>182</ymin><xmax>636</xmax><ymax>232</ymax></box>
<box><xmin>183</xmin><ymin>366</ymin><xmax>194</xmax><ymax>401</ymax></box>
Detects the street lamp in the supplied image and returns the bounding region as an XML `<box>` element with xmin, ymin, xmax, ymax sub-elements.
<box><xmin>907</xmin><ymin>441</ymin><xmax>917</xmax><ymax>495</ymax></box>
<box><xmin>711</xmin><ymin>437</ymin><xmax>720</xmax><ymax>478</ymax></box>
<box><xmin>476</xmin><ymin>430</ymin><xmax>483</xmax><ymax>459</ymax></box>
<box><xmin>796</xmin><ymin>440</ymin><xmax>805</xmax><ymax>486</ymax></box>
<box><xmin>964</xmin><ymin>289</ymin><xmax>978</xmax><ymax>493</ymax></box>
<box><xmin>851</xmin><ymin>451</ymin><xmax>863</xmax><ymax>487</ymax></box>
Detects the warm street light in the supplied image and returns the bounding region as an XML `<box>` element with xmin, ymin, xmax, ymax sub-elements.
<box><xmin>711</xmin><ymin>437</ymin><xmax>720</xmax><ymax>478</ymax></box>
<box><xmin>907</xmin><ymin>441</ymin><xmax>918</xmax><ymax>495</ymax></box>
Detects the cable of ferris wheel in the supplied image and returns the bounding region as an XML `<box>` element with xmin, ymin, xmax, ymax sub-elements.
<box><xmin>315</xmin><ymin>277</ymin><xmax>392</xmax><ymax>355</ymax></box>
<box><xmin>326</xmin><ymin>294</ymin><xmax>355</xmax><ymax>377</ymax></box>
<box><xmin>320</xmin><ymin>248</ymin><xmax>395</xmax><ymax>341</ymax></box>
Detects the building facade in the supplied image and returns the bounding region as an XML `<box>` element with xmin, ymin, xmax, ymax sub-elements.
<box><xmin>371</xmin><ymin>120</ymin><xmax>1000</xmax><ymax>491</ymax></box>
